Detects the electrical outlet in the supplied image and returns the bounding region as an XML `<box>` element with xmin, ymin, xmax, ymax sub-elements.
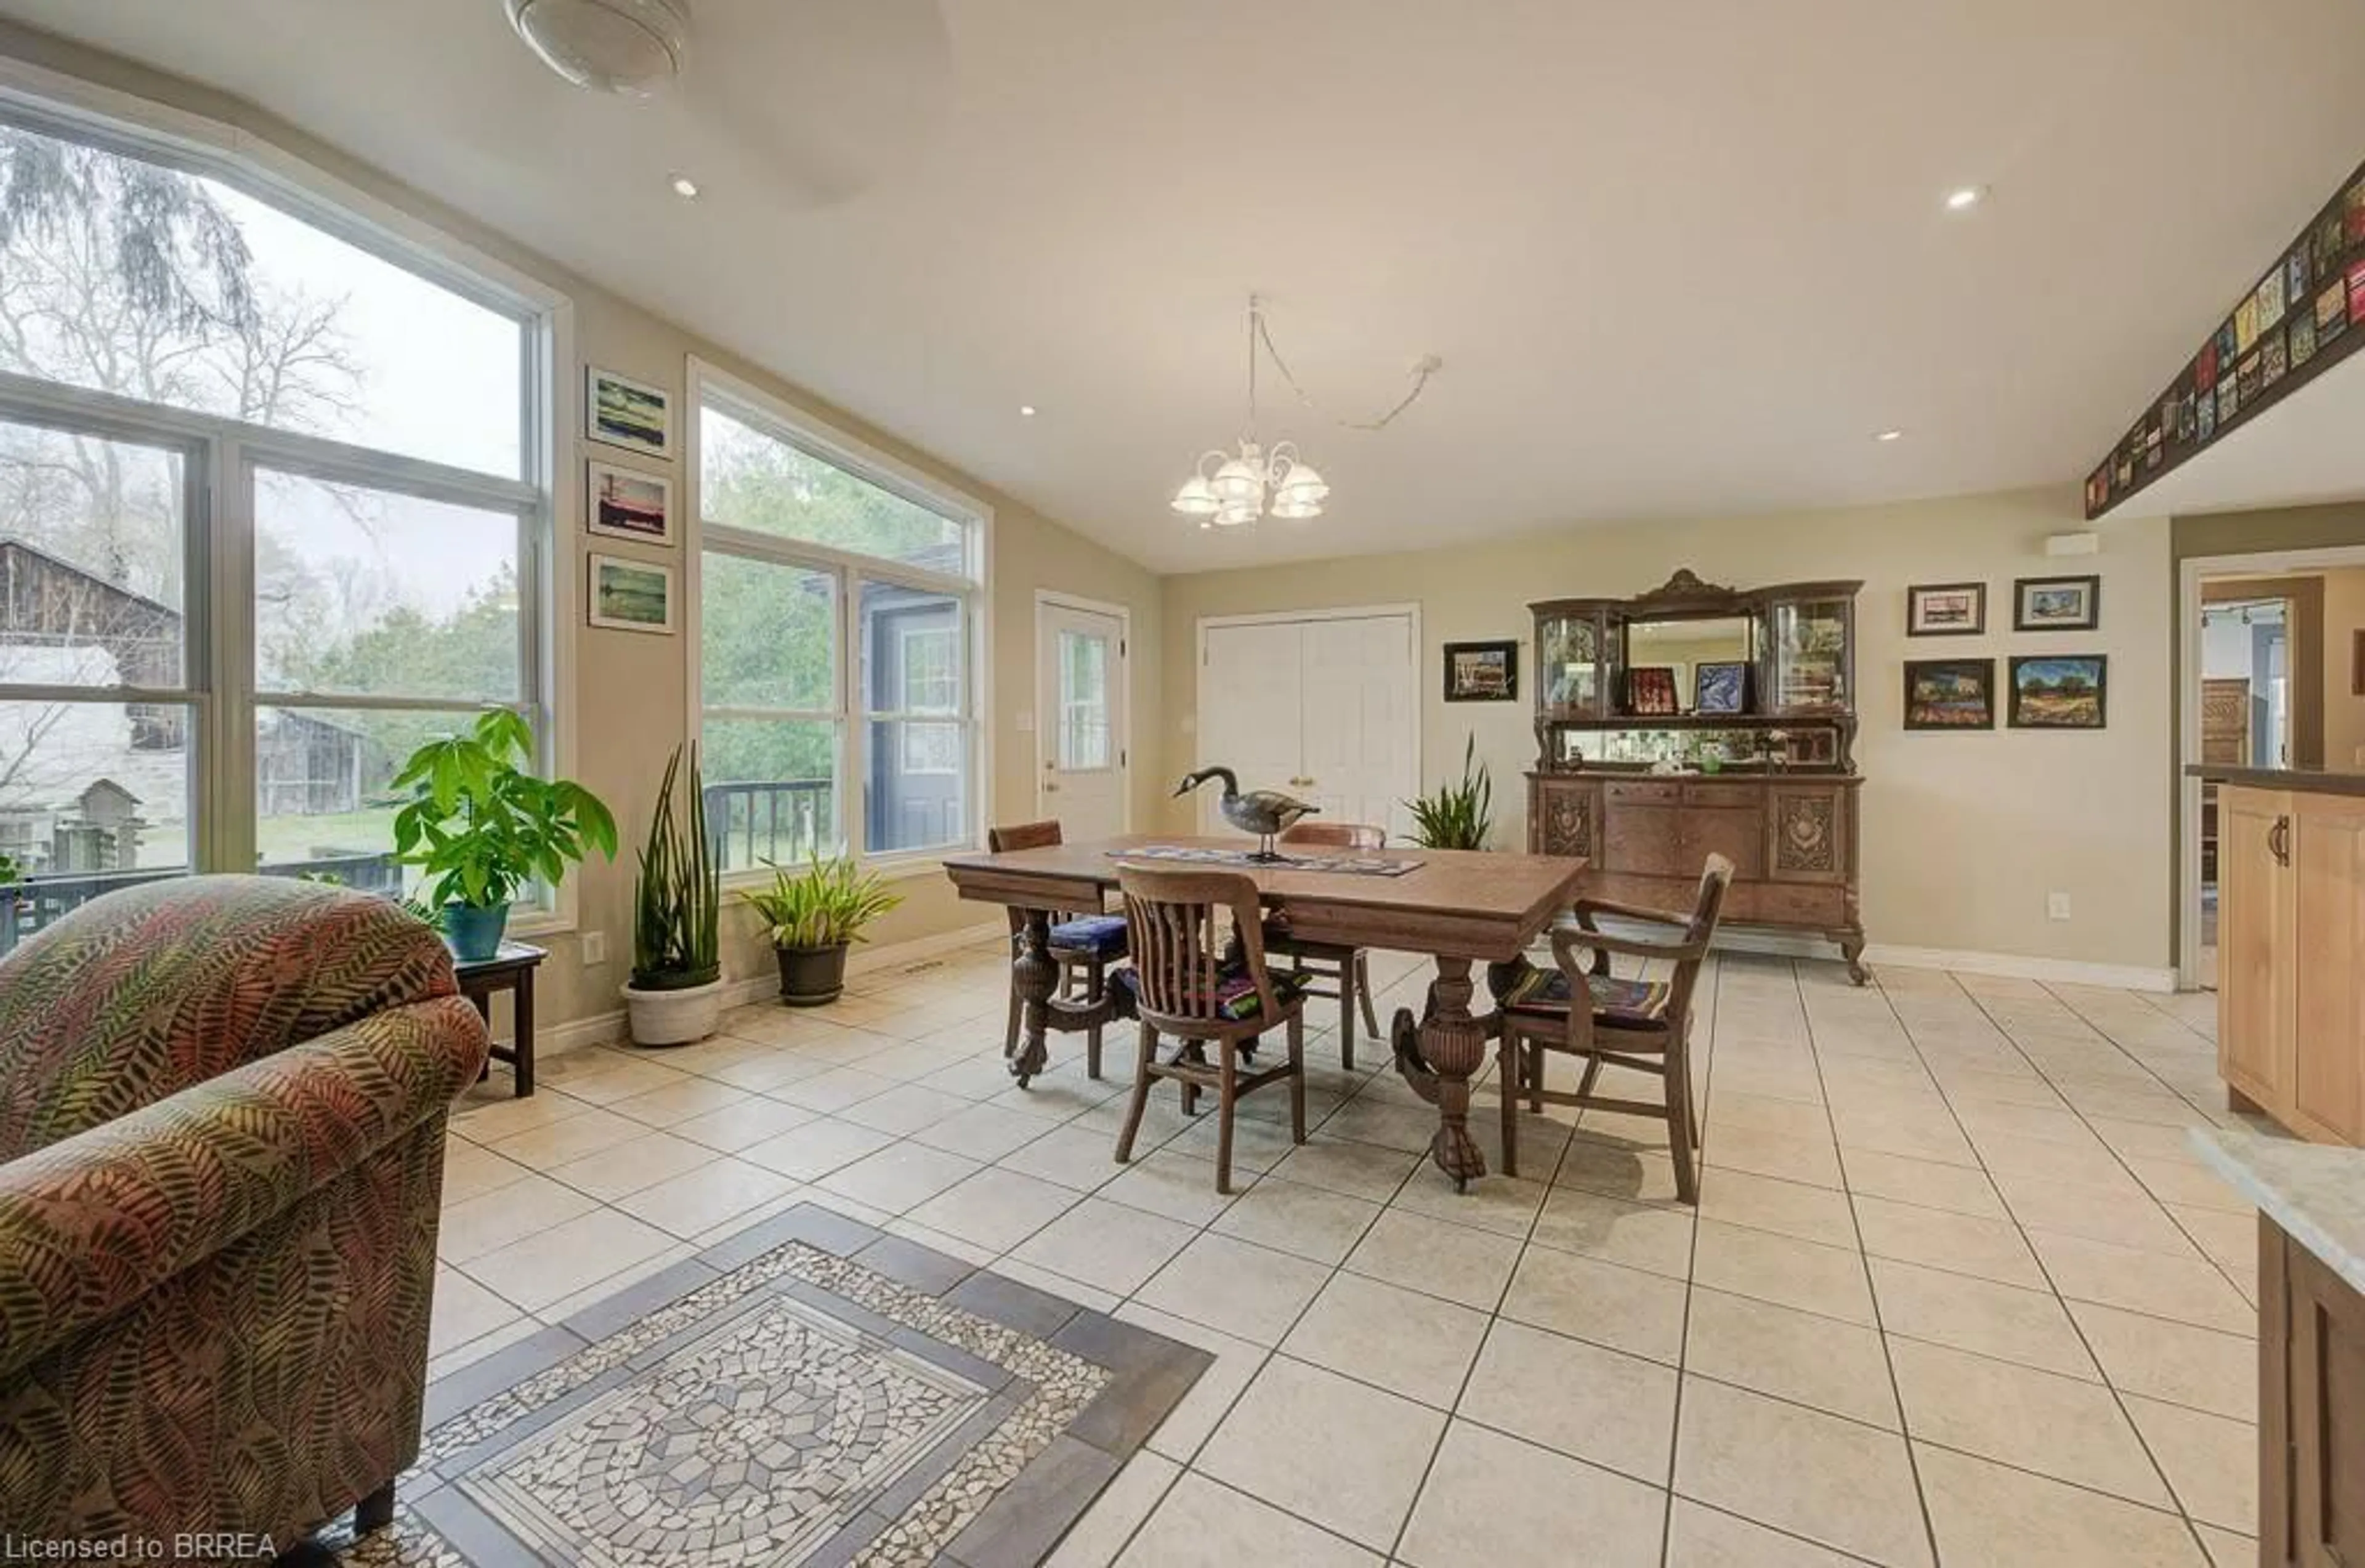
<box><xmin>2047</xmin><ymin>892</ymin><xmax>2071</xmax><ymax>922</ymax></box>
<box><xmin>581</xmin><ymin>930</ymin><xmax>608</xmax><ymax>965</ymax></box>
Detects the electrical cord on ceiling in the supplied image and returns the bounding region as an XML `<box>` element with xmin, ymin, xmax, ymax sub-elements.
<box><xmin>1251</xmin><ymin>302</ymin><xmax>1441</xmax><ymax>433</ymax></box>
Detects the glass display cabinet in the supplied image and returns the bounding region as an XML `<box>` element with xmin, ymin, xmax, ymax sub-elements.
<box><xmin>1527</xmin><ymin>570</ymin><xmax>1867</xmax><ymax>982</ymax></box>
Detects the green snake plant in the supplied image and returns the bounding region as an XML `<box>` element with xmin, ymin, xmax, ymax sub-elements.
<box><xmin>631</xmin><ymin>743</ymin><xmax>721</xmax><ymax>990</ymax></box>
<box><xmin>1405</xmin><ymin>733</ymin><xmax>1495</xmax><ymax>851</ymax></box>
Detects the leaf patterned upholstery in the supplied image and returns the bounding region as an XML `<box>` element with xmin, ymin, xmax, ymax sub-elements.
<box><xmin>0</xmin><ymin>876</ymin><xmax>488</xmax><ymax>1549</ymax></box>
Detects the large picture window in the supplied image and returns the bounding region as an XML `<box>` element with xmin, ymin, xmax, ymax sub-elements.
<box><xmin>696</xmin><ymin>378</ymin><xmax>980</xmax><ymax>874</ymax></box>
<box><xmin>0</xmin><ymin>110</ymin><xmax>548</xmax><ymax>942</ymax></box>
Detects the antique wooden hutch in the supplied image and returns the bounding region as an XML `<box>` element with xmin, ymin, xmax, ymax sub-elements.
<box><xmin>1527</xmin><ymin>570</ymin><xmax>1867</xmax><ymax>982</ymax></box>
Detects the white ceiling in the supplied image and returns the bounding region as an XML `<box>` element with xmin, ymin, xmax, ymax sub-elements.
<box><xmin>7</xmin><ymin>0</ymin><xmax>2365</xmax><ymax>572</ymax></box>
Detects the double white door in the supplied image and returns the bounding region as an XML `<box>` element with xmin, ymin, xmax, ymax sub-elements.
<box><xmin>1196</xmin><ymin>612</ymin><xmax>1418</xmax><ymax>844</ymax></box>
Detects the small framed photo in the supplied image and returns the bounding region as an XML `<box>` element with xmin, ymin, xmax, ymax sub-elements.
<box><xmin>1694</xmin><ymin>661</ymin><xmax>1750</xmax><ymax>715</ymax></box>
<box><xmin>2008</xmin><ymin>655</ymin><xmax>2107</xmax><ymax>729</ymax></box>
<box><xmin>1904</xmin><ymin>658</ymin><xmax>1995</xmax><ymax>730</ymax></box>
<box><xmin>586</xmin><ymin>460</ymin><xmax>673</xmax><ymax>546</ymax></box>
<box><xmin>588</xmin><ymin>552</ymin><xmax>676</xmax><ymax>634</ymax></box>
<box><xmin>1442</xmin><ymin>640</ymin><xmax>1518</xmax><ymax>702</ymax></box>
<box><xmin>1626</xmin><ymin>666</ymin><xmax>1679</xmax><ymax>716</ymax></box>
<box><xmin>1907</xmin><ymin>581</ymin><xmax>1986</xmax><ymax>637</ymax></box>
<box><xmin>2013</xmin><ymin>574</ymin><xmax>2101</xmax><ymax>632</ymax></box>
<box><xmin>586</xmin><ymin>365</ymin><xmax>673</xmax><ymax>458</ymax></box>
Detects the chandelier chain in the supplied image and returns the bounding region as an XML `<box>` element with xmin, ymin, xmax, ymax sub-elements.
<box><xmin>1251</xmin><ymin>305</ymin><xmax>1439</xmax><ymax>433</ymax></box>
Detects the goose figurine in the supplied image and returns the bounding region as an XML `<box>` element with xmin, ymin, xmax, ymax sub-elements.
<box><xmin>1173</xmin><ymin>766</ymin><xmax>1319</xmax><ymax>862</ymax></box>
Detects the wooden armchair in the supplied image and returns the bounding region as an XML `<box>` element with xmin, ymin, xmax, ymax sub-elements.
<box><xmin>1264</xmin><ymin>820</ymin><xmax>1386</xmax><ymax>1068</ymax></box>
<box><xmin>1496</xmin><ymin>854</ymin><xmax>1734</xmax><ymax>1202</ymax></box>
<box><xmin>989</xmin><ymin>820</ymin><xmax>1128</xmax><ymax>1078</ymax></box>
<box><xmin>1110</xmin><ymin>866</ymin><xmax>1308</xmax><ymax>1193</ymax></box>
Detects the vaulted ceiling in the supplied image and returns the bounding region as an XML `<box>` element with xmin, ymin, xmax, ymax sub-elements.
<box><xmin>8</xmin><ymin>0</ymin><xmax>2365</xmax><ymax>569</ymax></box>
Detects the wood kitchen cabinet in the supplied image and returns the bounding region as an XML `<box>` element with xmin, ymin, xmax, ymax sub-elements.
<box><xmin>2261</xmin><ymin>1218</ymin><xmax>2365</xmax><ymax>1567</ymax></box>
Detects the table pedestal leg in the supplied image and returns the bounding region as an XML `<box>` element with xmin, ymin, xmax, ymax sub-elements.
<box><xmin>1391</xmin><ymin>957</ymin><xmax>1492</xmax><ymax>1190</ymax></box>
<box><xmin>1008</xmin><ymin>907</ymin><xmax>1057</xmax><ymax>1087</ymax></box>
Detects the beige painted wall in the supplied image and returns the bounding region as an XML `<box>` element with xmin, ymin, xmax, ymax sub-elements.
<box><xmin>1160</xmin><ymin>488</ymin><xmax>2173</xmax><ymax>972</ymax></box>
<box><xmin>2</xmin><ymin>24</ymin><xmax>1163</xmax><ymax>1036</ymax></box>
<box><xmin>2321</xmin><ymin>568</ymin><xmax>2365</xmax><ymax>769</ymax></box>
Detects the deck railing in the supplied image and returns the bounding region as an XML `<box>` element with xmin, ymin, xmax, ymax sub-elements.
<box><xmin>703</xmin><ymin>778</ymin><xmax>834</xmax><ymax>872</ymax></box>
<box><xmin>0</xmin><ymin>854</ymin><xmax>403</xmax><ymax>955</ymax></box>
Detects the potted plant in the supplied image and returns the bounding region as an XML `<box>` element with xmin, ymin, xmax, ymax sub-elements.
<box><xmin>1405</xmin><ymin>733</ymin><xmax>1495</xmax><ymax>850</ymax></box>
<box><xmin>388</xmin><ymin>710</ymin><xmax>617</xmax><ymax>961</ymax></box>
<box><xmin>740</xmin><ymin>850</ymin><xmax>904</xmax><ymax>1007</ymax></box>
<box><xmin>623</xmin><ymin>743</ymin><xmax>723</xmax><ymax>1045</ymax></box>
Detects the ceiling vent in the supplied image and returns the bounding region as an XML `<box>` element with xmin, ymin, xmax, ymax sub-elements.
<box><xmin>506</xmin><ymin>0</ymin><xmax>691</xmax><ymax>95</ymax></box>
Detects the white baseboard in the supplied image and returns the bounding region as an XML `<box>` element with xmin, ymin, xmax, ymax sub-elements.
<box><xmin>522</xmin><ymin>919</ymin><xmax>1006</xmax><ymax>1059</ymax></box>
<box><xmin>1580</xmin><ymin>921</ymin><xmax>2177</xmax><ymax>994</ymax></box>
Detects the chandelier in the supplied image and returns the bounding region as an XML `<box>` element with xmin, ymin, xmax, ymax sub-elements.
<box><xmin>1170</xmin><ymin>296</ymin><xmax>1437</xmax><ymax>530</ymax></box>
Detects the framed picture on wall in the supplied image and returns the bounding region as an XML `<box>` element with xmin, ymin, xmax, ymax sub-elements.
<box><xmin>2013</xmin><ymin>575</ymin><xmax>2101</xmax><ymax>632</ymax></box>
<box><xmin>586</xmin><ymin>365</ymin><xmax>673</xmax><ymax>458</ymax></box>
<box><xmin>588</xmin><ymin>552</ymin><xmax>676</xmax><ymax>634</ymax></box>
<box><xmin>1626</xmin><ymin>666</ymin><xmax>1679</xmax><ymax>716</ymax></box>
<box><xmin>1903</xmin><ymin>658</ymin><xmax>1995</xmax><ymax>730</ymax></box>
<box><xmin>586</xmin><ymin>460</ymin><xmax>673</xmax><ymax>545</ymax></box>
<box><xmin>1907</xmin><ymin>581</ymin><xmax>1986</xmax><ymax>636</ymax></box>
<box><xmin>2008</xmin><ymin>655</ymin><xmax>2107</xmax><ymax>729</ymax></box>
<box><xmin>1695</xmin><ymin>661</ymin><xmax>1750</xmax><ymax>715</ymax></box>
<box><xmin>1443</xmin><ymin>640</ymin><xmax>1518</xmax><ymax>701</ymax></box>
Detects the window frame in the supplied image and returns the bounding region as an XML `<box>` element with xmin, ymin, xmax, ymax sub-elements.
<box><xmin>0</xmin><ymin>78</ymin><xmax>576</xmax><ymax>925</ymax></box>
<box><xmin>687</xmin><ymin>359</ymin><xmax>991</xmax><ymax>883</ymax></box>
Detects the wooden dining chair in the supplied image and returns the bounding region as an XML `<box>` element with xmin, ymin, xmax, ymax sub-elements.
<box><xmin>1110</xmin><ymin>865</ymin><xmax>1308</xmax><ymax>1193</ymax></box>
<box><xmin>988</xmin><ymin>820</ymin><xmax>1128</xmax><ymax>1078</ymax></box>
<box><xmin>1261</xmin><ymin>820</ymin><xmax>1387</xmax><ymax>1069</ymax></box>
<box><xmin>1495</xmin><ymin>854</ymin><xmax>1734</xmax><ymax>1203</ymax></box>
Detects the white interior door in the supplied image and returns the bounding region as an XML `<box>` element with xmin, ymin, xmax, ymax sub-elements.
<box><xmin>1300</xmin><ymin>614</ymin><xmax>1418</xmax><ymax>843</ymax></box>
<box><xmin>1196</xmin><ymin>621</ymin><xmax>1305</xmax><ymax>838</ymax></box>
<box><xmin>1037</xmin><ymin>601</ymin><xmax>1127</xmax><ymax>838</ymax></box>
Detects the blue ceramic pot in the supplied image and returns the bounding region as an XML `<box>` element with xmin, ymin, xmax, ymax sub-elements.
<box><xmin>444</xmin><ymin>900</ymin><xmax>511</xmax><ymax>963</ymax></box>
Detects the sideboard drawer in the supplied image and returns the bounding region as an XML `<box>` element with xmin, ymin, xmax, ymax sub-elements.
<box><xmin>1604</xmin><ymin>780</ymin><xmax>1684</xmax><ymax>807</ymax></box>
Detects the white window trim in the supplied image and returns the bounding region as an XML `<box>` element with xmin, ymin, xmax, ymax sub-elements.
<box><xmin>685</xmin><ymin>358</ymin><xmax>992</xmax><ymax>883</ymax></box>
<box><xmin>895</xmin><ymin>625</ymin><xmax>961</xmax><ymax>776</ymax></box>
<box><xmin>0</xmin><ymin>78</ymin><xmax>580</xmax><ymax>927</ymax></box>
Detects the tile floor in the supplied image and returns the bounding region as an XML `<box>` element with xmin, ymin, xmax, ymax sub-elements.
<box><xmin>431</xmin><ymin>939</ymin><xmax>2258</xmax><ymax>1568</ymax></box>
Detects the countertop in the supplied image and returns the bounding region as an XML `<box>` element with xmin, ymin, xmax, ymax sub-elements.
<box><xmin>2192</xmin><ymin>1127</ymin><xmax>2365</xmax><ymax>1295</ymax></box>
<box><xmin>2187</xmin><ymin>763</ymin><xmax>2365</xmax><ymax>798</ymax></box>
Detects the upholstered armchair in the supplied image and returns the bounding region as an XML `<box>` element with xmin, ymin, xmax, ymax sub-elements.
<box><xmin>0</xmin><ymin>876</ymin><xmax>490</xmax><ymax>1548</ymax></box>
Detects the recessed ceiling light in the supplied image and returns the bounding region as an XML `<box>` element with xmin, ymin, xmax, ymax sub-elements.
<box><xmin>1019</xmin><ymin>405</ymin><xmax>1037</xmax><ymax>418</ymax></box>
<box><xmin>668</xmin><ymin>173</ymin><xmax>700</xmax><ymax>199</ymax></box>
<box><xmin>1944</xmin><ymin>185</ymin><xmax>1985</xmax><ymax>211</ymax></box>
<box><xmin>1874</xmin><ymin>428</ymin><xmax>1906</xmax><ymax>442</ymax></box>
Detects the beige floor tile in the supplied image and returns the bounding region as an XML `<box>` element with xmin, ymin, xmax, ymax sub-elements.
<box><xmin>2024</xmin><ymin>1227</ymin><xmax>2255</xmax><ymax>1334</ymax></box>
<box><xmin>536</xmin><ymin>1239</ymin><xmax>696</xmax><ymax>1323</ymax></box>
<box><xmin>1197</xmin><ymin>1357</ymin><xmax>1447</xmax><ymax>1551</ymax></box>
<box><xmin>1684</xmin><ymin>1287</ymin><xmax>1898</xmax><ymax>1429</ymax></box>
<box><xmin>1398</xmin><ymin>1420</ymin><xmax>1665</xmax><ymax>1568</ymax></box>
<box><xmin>1393</xmin><ymin>1161</ymin><xmax>1549</xmax><ymax>1238</ymax></box>
<box><xmin>910</xmin><ymin>1101</ymin><xmax>1064</xmax><ymax>1162</ymax></box>
<box><xmin>2132</xmin><ymin>1155</ymin><xmax>2254</xmax><ymax>1214</ymax></box>
<box><xmin>1114</xmin><ymin>1472</ymin><xmax>1380</xmax><ymax>1568</ymax></box>
<box><xmin>836</xmin><ymin>1081</ymin><xmax>971</xmax><ymax>1136</ymax></box>
<box><xmin>997</xmin><ymin>1123</ymin><xmax>1126</xmax><ymax>1191</ymax></box>
<box><xmin>528</xmin><ymin>1053</ymin><xmax>682</xmax><ymax>1105</ymax></box>
<box><xmin>1499</xmin><ymin>1243</ymin><xmax>1688</xmax><ymax>1364</ymax></box>
<box><xmin>1837</xmin><ymin>1148</ymin><xmax>2007</xmax><ymax>1220</ymax></box>
<box><xmin>815</xmin><ymin>1140</ymin><xmax>982</xmax><ymax>1213</ymax></box>
<box><xmin>2169</xmin><ymin>1203</ymin><xmax>2258</xmax><ymax>1284</ymax></box>
<box><xmin>1282</xmin><ymin>1273</ymin><xmax>1490</xmax><ymax>1408</ymax></box>
<box><xmin>426</xmin><ymin>1315</ymin><xmax>544</xmax><ymax>1383</ymax></box>
<box><xmin>1702</xmin><ymin>1123</ymin><xmax>1843</xmax><ymax>1189</ymax></box>
<box><xmin>1553</xmin><ymin>1136</ymin><xmax>1685</xmax><ymax>1204</ymax></box>
<box><xmin>459</xmin><ymin>1207</ymin><xmax>674</xmax><ymax>1312</ymax></box>
<box><xmin>439</xmin><ymin>1138</ymin><xmax>536</xmax><ymax>1205</ymax></box>
<box><xmin>546</xmin><ymin>1130</ymin><xmax>719</xmax><ymax>1202</ymax></box>
<box><xmin>1888</xmin><ymin>1337</ymin><xmax>2170</xmax><ymax>1506</ymax></box>
<box><xmin>1013</xmin><ymin>1197</ymin><xmax>1197</xmax><ymax>1296</ymax></box>
<box><xmin>1994</xmin><ymin>1170</ymin><xmax>2199</xmax><ymax>1256</ymax></box>
<box><xmin>666</xmin><ymin>1094</ymin><xmax>817</xmax><ymax>1152</ymax></box>
<box><xmin>428</xmin><ymin>1264</ymin><xmax>520</xmax><ymax>1355</ymax></box>
<box><xmin>767</xmin><ymin>1064</ymin><xmax>900</xmax><ymax>1113</ymax></box>
<box><xmin>2194</xmin><ymin>1524</ymin><xmax>2257</xmax><ymax>1568</ymax></box>
<box><xmin>482</xmin><ymin>1105</ymin><xmax>649</xmax><ymax>1168</ymax></box>
<box><xmin>1163</xmin><ymin>1109</ymin><xmax>1311</xmax><ymax>1175</ymax></box>
<box><xmin>1867</xmin><ymin>1258</ymin><xmax>2098</xmax><ymax>1380</ymax></box>
<box><xmin>1211</xmin><ymin>1176</ymin><xmax>1381</xmax><ymax>1265</ymax></box>
<box><xmin>1102</xmin><ymin>1149</ymin><xmax>1248</xmax><ymax>1226</ymax></box>
<box><xmin>1914</xmin><ymin>1444</ymin><xmax>2207</xmax><ymax>1568</ymax></box>
<box><xmin>902</xmin><ymin>1165</ymin><xmax>1080</xmax><ymax>1253</ymax></box>
<box><xmin>1950</xmin><ymin>1098</ymin><xmax>2097</xmax><ymax>1147</ymax></box>
<box><xmin>1697</xmin><ymin>1168</ymin><xmax>1858</xmax><ymax>1248</ymax></box>
<box><xmin>1691</xmin><ymin>1219</ymin><xmax>1870</xmax><ymax>1325</ymax></box>
<box><xmin>1530</xmin><ymin>1186</ymin><xmax>1696</xmax><ymax>1279</ymax></box>
<box><xmin>1267</xmin><ymin>1134</ymin><xmax>1421</xmax><ymax>1203</ymax></box>
<box><xmin>1458</xmin><ymin>1319</ymin><xmax>1677</xmax><ymax>1485</ymax></box>
<box><xmin>1346</xmin><ymin>1210</ymin><xmax>1522</xmax><ymax>1310</ymax></box>
<box><xmin>1970</xmin><ymin>1127</ymin><xmax>2137</xmax><ymax>1189</ymax></box>
<box><xmin>603</xmin><ymin>1074</ymin><xmax>750</xmax><ymax>1128</ymax></box>
<box><xmin>1705</xmin><ymin>1089</ymin><xmax>1833</xmax><ymax>1144</ymax></box>
<box><xmin>995</xmin><ymin>1255</ymin><xmax>1123</xmax><ymax>1315</ymax></box>
<box><xmin>738</xmin><ymin>1116</ymin><xmax>897</xmax><ymax>1180</ymax></box>
<box><xmin>438</xmin><ymin>1171</ymin><xmax>599</xmax><ymax>1263</ymax></box>
<box><xmin>1320</xmin><ymin>1093</ymin><xmax>1449</xmax><ymax>1154</ymax></box>
<box><xmin>1665</xmin><ymin>1499</ymin><xmax>1869</xmax><ymax>1568</ymax></box>
<box><xmin>1134</xmin><ymin>1232</ymin><xmax>1331</xmax><ymax>1346</ymax></box>
<box><xmin>612</xmin><ymin>1157</ymin><xmax>800</xmax><ymax>1239</ymax></box>
<box><xmin>1851</xmin><ymin>1193</ymin><xmax>2045</xmax><ymax>1287</ymax></box>
<box><xmin>1673</xmin><ymin>1377</ymin><xmax>1930</xmax><ymax>1567</ymax></box>
<box><xmin>1045</xmin><ymin>1449</ymin><xmax>1182</xmax><ymax>1568</ymax></box>
<box><xmin>2124</xmin><ymin>1394</ymin><xmax>2257</xmax><ymax>1535</ymax></box>
<box><xmin>2069</xmin><ymin>1301</ymin><xmax>2255</xmax><ymax>1422</ymax></box>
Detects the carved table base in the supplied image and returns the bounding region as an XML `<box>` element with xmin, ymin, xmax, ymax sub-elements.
<box><xmin>1392</xmin><ymin>955</ymin><xmax>1534</xmax><ymax>1189</ymax></box>
<box><xmin>1006</xmin><ymin>907</ymin><xmax>1115</xmax><ymax>1087</ymax></box>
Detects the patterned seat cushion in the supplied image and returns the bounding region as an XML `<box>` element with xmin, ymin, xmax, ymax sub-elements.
<box><xmin>1502</xmin><ymin>966</ymin><xmax>1672</xmax><ymax>1028</ymax></box>
<box><xmin>1110</xmin><ymin>963</ymin><xmax>1308</xmax><ymax>1022</ymax></box>
<box><xmin>1047</xmin><ymin>914</ymin><xmax>1129</xmax><ymax>958</ymax></box>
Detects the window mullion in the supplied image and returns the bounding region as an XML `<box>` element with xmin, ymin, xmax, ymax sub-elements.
<box><xmin>209</xmin><ymin>436</ymin><xmax>255</xmax><ymax>877</ymax></box>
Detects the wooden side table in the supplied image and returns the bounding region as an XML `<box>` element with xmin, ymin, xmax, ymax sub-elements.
<box><xmin>451</xmin><ymin>941</ymin><xmax>547</xmax><ymax>1097</ymax></box>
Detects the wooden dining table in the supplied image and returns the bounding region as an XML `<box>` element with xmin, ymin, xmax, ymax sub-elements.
<box><xmin>941</xmin><ymin>835</ymin><xmax>1587</xmax><ymax>1189</ymax></box>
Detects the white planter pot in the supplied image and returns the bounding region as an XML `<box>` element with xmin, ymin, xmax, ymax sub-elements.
<box><xmin>621</xmin><ymin>976</ymin><xmax>726</xmax><ymax>1046</ymax></box>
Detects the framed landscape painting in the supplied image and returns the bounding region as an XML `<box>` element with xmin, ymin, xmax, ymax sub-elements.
<box><xmin>1904</xmin><ymin>658</ymin><xmax>1994</xmax><ymax>730</ymax></box>
<box><xmin>2008</xmin><ymin>655</ymin><xmax>2106</xmax><ymax>729</ymax></box>
<box><xmin>588</xmin><ymin>553</ymin><xmax>676</xmax><ymax>634</ymax></box>
<box><xmin>587</xmin><ymin>365</ymin><xmax>673</xmax><ymax>458</ymax></box>
<box><xmin>586</xmin><ymin>461</ymin><xmax>673</xmax><ymax>545</ymax></box>
<box><xmin>1907</xmin><ymin>581</ymin><xmax>1985</xmax><ymax>636</ymax></box>
<box><xmin>1443</xmin><ymin>640</ymin><xmax>1518</xmax><ymax>701</ymax></box>
<box><xmin>2013</xmin><ymin>574</ymin><xmax>2101</xmax><ymax>632</ymax></box>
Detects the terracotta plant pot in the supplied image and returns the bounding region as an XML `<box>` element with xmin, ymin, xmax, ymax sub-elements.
<box><xmin>775</xmin><ymin>944</ymin><xmax>850</xmax><ymax>1007</ymax></box>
